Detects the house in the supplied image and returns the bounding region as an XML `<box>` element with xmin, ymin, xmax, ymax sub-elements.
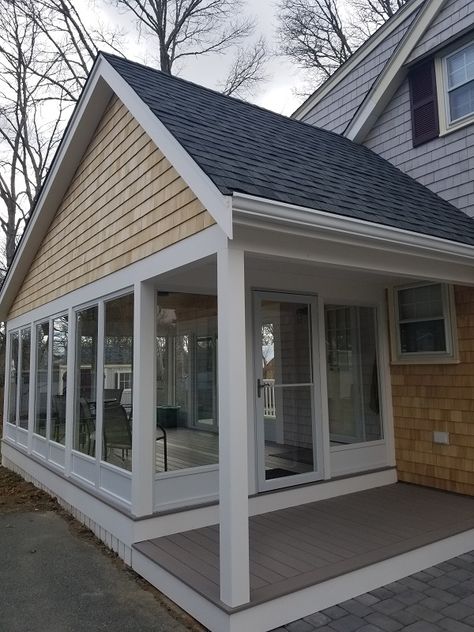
<box><xmin>1</xmin><ymin>3</ymin><xmax>474</xmax><ymax>628</ymax></box>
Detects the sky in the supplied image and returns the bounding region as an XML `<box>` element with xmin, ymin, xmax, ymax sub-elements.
<box><xmin>90</xmin><ymin>0</ymin><xmax>310</xmax><ymax>115</ymax></box>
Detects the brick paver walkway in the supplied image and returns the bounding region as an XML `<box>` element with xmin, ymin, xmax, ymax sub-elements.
<box><xmin>272</xmin><ymin>551</ymin><xmax>474</xmax><ymax>632</ymax></box>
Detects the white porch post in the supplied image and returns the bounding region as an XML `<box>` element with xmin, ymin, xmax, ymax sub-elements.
<box><xmin>131</xmin><ymin>280</ymin><xmax>156</xmax><ymax>517</ymax></box>
<box><xmin>217</xmin><ymin>243</ymin><xmax>250</xmax><ymax>607</ymax></box>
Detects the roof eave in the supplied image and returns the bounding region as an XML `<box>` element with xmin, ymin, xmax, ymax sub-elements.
<box><xmin>232</xmin><ymin>192</ymin><xmax>474</xmax><ymax>274</ymax></box>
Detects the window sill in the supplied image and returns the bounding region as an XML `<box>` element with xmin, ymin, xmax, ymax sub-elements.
<box><xmin>390</xmin><ymin>354</ymin><xmax>459</xmax><ymax>365</ymax></box>
<box><xmin>439</xmin><ymin>114</ymin><xmax>474</xmax><ymax>137</ymax></box>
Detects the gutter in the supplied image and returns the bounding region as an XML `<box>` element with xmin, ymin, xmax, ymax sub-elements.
<box><xmin>231</xmin><ymin>192</ymin><xmax>474</xmax><ymax>263</ymax></box>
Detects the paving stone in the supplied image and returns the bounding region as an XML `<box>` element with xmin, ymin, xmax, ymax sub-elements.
<box><xmin>437</xmin><ymin>562</ymin><xmax>458</xmax><ymax>573</ymax></box>
<box><xmin>339</xmin><ymin>599</ymin><xmax>373</xmax><ymax>618</ymax></box>
<box><xmin>286</xmin><ymin>620</ymin><xmax>315</xmax><ymax>632</ymax></box>
<box><xmin>402</xmin><ymin>622</ymin><xmax>443</xmax><ymax>632</ymax></box>
<box><xmin>438</xmin><ymin>618</ymin><xmax>474</xmax><ymax>632</ymax></box>
<box><xmin>404</xmin><ymin>603</ymin><xmax>443</xmax><ymax>623</ymax></box>
<box><xmin>321</xmin><ymin>605</ymin><xmax>347</xmax><ymax>620</ymax></box>
<box><xmin>411</xmin><ymin>571</ymin><xmax>434</xmax><ymax>582</ymax></box>
<box><xmin>382</xmin><ymin>581</ymin><xmax>405</xmax><ymax>595</ymax></box>
<box><xmin>372</xmin><ymin>598</ymin><xmax>406</xmax><ymax>615</ymax></box>
<box><xmin>423</xmin><ymin>566</ymin><xmax>444</xmax><ymax>578</ymax></box>
<box><xmin>459</xmin><ymin>594</ymin><xmax>474</xmax><ymax>608</ymax></box>
<box><xmin>369</xmin><ymin>587</ymin><xmax>394</xmax><ymax>600</ymax></box>
<box><xmin>389</xmin><ymin>608</ymin><xmax>419</xmax><ymax>626</ymax></box>
<box><xmin>364</xmin><ymin>612</ymin><xmax>403</xmax><ymax>631</ymax></box>
<box><xmin>394</xmin><ymin>589</ymin><xmax>425</xmax><ymax>605</ymax></box>
<box><xmin>446</xmin><ymin>569</ymin><xmax>473</xmax><ymax>582</ymax></box>
<box><xmin>429</xmin><ymin>576</ymin><xmax>461</xmax><ymax>590</ymax></box>
<box><xmin>356</xmin><ymin>626</ymin><xmax>384</xmax><ymax>632</ymax></box>
<box><xmin>447</xmin><ymin>583</ymin><xmax>474</xmax><ymax>599</ymax></box>
<box><xmin>441</xmin><ymin>602</ymin><xmax>474</xmax><ymax>621</ymax></box>
<box><xmin>327</xmin><ymin>614</ymin><xmax>365</xmax><ymax>632</ymax></box>
<box><xmin>463</xmin><ymin>614</ymin><xmax>474</xmax><ymax>627</ymax></box>
<box><xmin>355</xmin><ymin>593</ymin><xmax>379</xmax><ymax>606</ymax></box>
<box><xmin>303</xmin><ymin>612</ymin><xmax>331</xmax><ymax>627</ymax></box>
<box><xmin>419</xmin><ymin>596</ymin><xmax>450</xmax><ymax>612</ymax></box>
<box><xmin>424</xmin><ymin>587</ymin><xmax>459</xmax><ymax>604</ymax></box>
<box><xmin>399</xmin><ymin>576</ymin><xmax>431</xmax><ymax>592</ymax></box>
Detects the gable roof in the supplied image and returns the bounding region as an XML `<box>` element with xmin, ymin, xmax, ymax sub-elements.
<box><xmin>104</xmin><ymin>53</ymin><xmax>474</xmax><ymax>246</ymax></box>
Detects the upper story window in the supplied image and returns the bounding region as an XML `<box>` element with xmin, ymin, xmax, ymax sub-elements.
<box><xmin>389</xmin><ymin>283</ymin><xmax>458</xmax><ymax>364</ymax></box>
<box><xmin>444</xmin><ymin>41</ymin><xmax>474</xmax><ymax>125</ymax></box>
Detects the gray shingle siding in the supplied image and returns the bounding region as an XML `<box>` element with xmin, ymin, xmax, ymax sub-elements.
<box><xmin>300</xmin><ymin>12</ymin><xmax>419</xmax><ymax>133</ymax></box>
<box><xmin>364</xmin><ymin>77</ymin><xmax>474</xmax><ymax>216</ymax></box>
<box><xmin>408</xmin><ymin>0</ymin><xmax>474</xmax><ymax>62</ymax></box>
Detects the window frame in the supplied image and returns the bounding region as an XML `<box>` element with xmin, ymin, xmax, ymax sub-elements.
<box><xmin>436</xmin><ymin>38</ymin><xmax>474</xmax><ymax>135</ymax></box>
<box><xmin>389</xmin><ymin>282</ymin><xmax>458</xmax><ymax>364</ymax></box>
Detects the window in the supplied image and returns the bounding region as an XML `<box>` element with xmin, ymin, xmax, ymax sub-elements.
<box><xmin>34</xmin><ymin>316</ymin><xmax>68</xmax><ymax>442</ymax></box>
<box><xmin>7</xmin><ymin>331</ymin><xmax>19</xmax><ymax>425</ymax></box>
<box><xmin>436</xmin><ymin>39</ymin><xmax>474</xmax><ymax>133</ymax></box>
<box><xmin>445</xmin><ymin>42</ymin><xmax>474</xmax><ymax>124</ymax></box>
<box><xmin>390</xmin><ymin>283</ymin><xmax>457</xmax><ymax>363</ymax></box>
<box><xmin>325</xmin><ymin>305</ymin><xmax>382</xmax><ymax>445</ymax></box>
<box><xmin>156</xmin><ymin>293</ymin><xmax>218</xmax><ymax>473</ymax></box>
<box><xmin>74</xmin><ymin>306</ymin><xmax>98</xmax><ymax>456</ymax></box>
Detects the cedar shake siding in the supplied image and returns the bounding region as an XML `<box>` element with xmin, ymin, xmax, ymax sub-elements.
<box><xmin>8</xmin><ymin>97</ymin><xmax>215</xmax><ymax>319</ymax></box>
<box><xmin>391</xmin><ymin>285</ymin><xmax>474</xmax><ymax>496</ymax></box>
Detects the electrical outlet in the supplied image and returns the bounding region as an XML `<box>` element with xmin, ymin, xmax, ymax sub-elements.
<box><xmin>433</xmin><ymin>431</ymin><xmax>449</xmax><ymax>445</ymax></box>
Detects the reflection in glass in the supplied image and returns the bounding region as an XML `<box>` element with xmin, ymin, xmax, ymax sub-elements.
<box><xmin>19</xmin><ymin>329</ymin><xmax>31</xmax><ymax>429</ymax></box>
<box><xmin>102</xmin><ymin>294</ymin><xmax>133</xmax><ymax>471</ymax></box>
<box><xmin>74</xmin><ymin>307</ymin><xmax>98</xmax><ymax>456</ymax></box>
<box><xmin>8</xmin><ymin>332</ymin><xmax>19</xmax><ymax>425</ymax></box>
<box><xmin>35</xmin><ymin>322</ymin><xmax>49</xmax><ymax>437</ymax></box>
<box><xmin>261</xmin><ymin>299</ymin><xmax>315</xmax><ymax>481</ymax></box>
<box><xmin>155</xmin><ymin>293</ymin><xmax>218</xmax><ymax>472</ymax></box>
<box><xmin>325</xmin><ymin>305</ymin><xmax>381</xmax><ymax>444</ymax></box>
<box><xmin>50</xmin><ymin>316</ymin><xmax>68</xmax><ymax>444</ymax></box>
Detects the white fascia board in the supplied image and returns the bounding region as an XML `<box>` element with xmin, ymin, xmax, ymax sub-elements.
<box><xmin>292</xmin><ymin>0</ymin><xmax>425</xmax><ymax>121</ymax></box>
<box><xmin>0</xmin><ymin>64</ymin><xmax>114</xmax><ymax>322</ymax></box>
<box><xmin>346</xmin><ymin>0</ymin><xmax>447</xmax><ymax>142</ymax></box>
<box><xmin>232</xmin><ymin>192</ymin><xmax>474</xmax><ymax>265</ymax></box>
<box><xmin>99</xmin><ymin>57</ymin><xmax>233</xmax><ymax>238</ymax></box>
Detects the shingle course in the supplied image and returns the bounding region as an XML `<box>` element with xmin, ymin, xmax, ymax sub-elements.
<box><xmin>104</xmin><ymin>54</ymin><xmax>474</xmax><ymax>246</ymax></box>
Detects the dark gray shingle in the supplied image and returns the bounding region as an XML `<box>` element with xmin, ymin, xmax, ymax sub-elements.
<box><xmin>103</xmin><ymin>53</ymin><xmax>474</xmax><ymax>247</ymax></box>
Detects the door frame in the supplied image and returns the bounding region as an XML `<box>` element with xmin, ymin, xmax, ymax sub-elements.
<box><xmin>253</xmin><ymin>290</ymin><xmax>325</xmax><ymax>492</ymax></box>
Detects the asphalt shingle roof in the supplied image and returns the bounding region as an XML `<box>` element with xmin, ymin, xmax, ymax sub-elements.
<box><xmin>103</xmin><ymin>53</ymin><xmax>474</xmax><ymax>247</ymax></box>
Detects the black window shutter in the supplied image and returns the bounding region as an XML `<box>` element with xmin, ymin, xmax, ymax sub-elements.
<box><xmin>408</xmin><ymin>59</ymin><xmax>439</xmax><ymax>147</ymax></box>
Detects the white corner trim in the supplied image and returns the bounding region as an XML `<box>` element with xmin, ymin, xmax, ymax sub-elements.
<box><xmin>346</xmin><ymin>0</ymin><xmax>448</xmax><ymax>142</ymax></box>
<box><xmin>231</xmin><ymin>192</ymin><xmax>474</xmax><ymax>262</ymax></box>
<box><xmin>292</xmin><ymin>0</ymin><xmax>426</xmax><ymax>121</ymax></box>
<box><xmin>99</xmin><ymin>58</ymin><xmax>232</xmax><ymax>238</ymax></box>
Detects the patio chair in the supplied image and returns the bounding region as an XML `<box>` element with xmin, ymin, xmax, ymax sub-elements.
<box><xmin>102</xmin><ymin>401</ymin><xmax>132</xmax><ymax>463</ymax></box>
<box><xmin>52</xmin><ymin>394</ymin><xmax>66</xmax><ymax>444</ymax></box>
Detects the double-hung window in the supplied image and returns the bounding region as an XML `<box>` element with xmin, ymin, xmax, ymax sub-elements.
<box><xmin>437</xmin><ymin>40</ymin><xmax>474</xmax><ymax>132</ymax></box>
<box><xmin>390</xmin><ymin>283</ymin><xmax>457</xmax><ymax>363</ymax></box>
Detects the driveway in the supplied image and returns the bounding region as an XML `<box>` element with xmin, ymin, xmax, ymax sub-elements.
<box><xmin>0</xmin><ymin>467</ymin><xmax>202</xmax><ymax>632</ymax></box>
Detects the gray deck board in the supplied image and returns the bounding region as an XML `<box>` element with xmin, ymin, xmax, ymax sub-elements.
<box><xmin>133</xmin><ymin>483</ymin><xmax>474</xmax><ymax>611</ymax></box>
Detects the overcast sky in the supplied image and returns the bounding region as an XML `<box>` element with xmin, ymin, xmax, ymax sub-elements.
<box><xmin>92</xmin><ymin>0</ymin><xmax>309</xmax><ymax>115</ymax></box>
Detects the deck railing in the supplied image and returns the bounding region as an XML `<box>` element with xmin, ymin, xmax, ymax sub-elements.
<box><xmin>263</xmin><ymin>379</ymin><xmax>276</xmax><ymax>418</ymax></box>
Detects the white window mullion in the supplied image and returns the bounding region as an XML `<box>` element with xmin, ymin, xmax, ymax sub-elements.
<box><xmin>27</xmin><ymin>325</ymin><xmax>37</xmax><ymax>454</ymax></box>
<box><xmin>45</xmin><ymin>320</ymin><xmax>53</xmax><ymax>445</ymax></box>
<box><xmin>64</xmin><ymin>307</ymin><xmax>76</xmax><ymax>476</ymax></box>
<box><xmin>15</xmin><ymin>332</ymin><xmax>22</xmax><ymax>427</ymax></box>
<box><xmin>95</xmin><ymin>301</ymin><xmax>105</xmax><ymax>483</ymax></box>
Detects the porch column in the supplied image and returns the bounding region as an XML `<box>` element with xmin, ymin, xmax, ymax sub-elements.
<box><xmin>217</xmin><ymin>244</ymin><xmax>250</xmax><ymax>607</ymax></box>
<box><xmin>131</xmin><ymin>280</ymin><xmax>156</xmax><ymax>517</ymax></box>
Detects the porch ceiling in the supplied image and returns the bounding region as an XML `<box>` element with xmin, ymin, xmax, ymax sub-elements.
<box><xmin>134</xmin><ymin>483</ymin><xmax>474</xmax><ymax>612</ymax></box>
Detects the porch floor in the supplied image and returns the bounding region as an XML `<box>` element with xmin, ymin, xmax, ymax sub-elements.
<box><xmin>134</xmin><ymin>483</ymin><xmax>474</xmax><ymax>611</ymax></box>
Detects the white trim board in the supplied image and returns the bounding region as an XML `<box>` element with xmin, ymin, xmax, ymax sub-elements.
<box><xmin>0</xmin><ymin>56</ymin><xmax>231</xmax><ymax>321</ymax></box>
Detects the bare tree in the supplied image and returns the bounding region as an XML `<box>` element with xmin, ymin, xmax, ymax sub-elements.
<box><xmin>111</xmin><ymin>0</ymin><xmax>267</xmax><ymax>94</ymax></box>
<box><xmin>350</xmin><ymin>0</ymin><xmax>407</xmax><ymax>32</ymax></box>
<box><xmin>278</xmin><ymin>0</ymin><xmax>355</xmax><ymax>84</ymax></box>
<box><xmin>0</xmin><ymin>1</ymin><xmax>67</xmax><ymax>269</ymax></box>
<box><xmin>278</xmin><ymin>0</ymin><xmax>408</xmax><ymax>88</ymax></box>
<box><xmin>220</xmin><ymin>37</ymin><xmax>268</xmax><ymax>97</ymax></box>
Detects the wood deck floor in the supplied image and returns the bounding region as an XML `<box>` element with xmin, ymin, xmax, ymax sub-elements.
<box><xmin>134</xmin><ymin>483</ymin><xmax>474</xmax><ymax>611</ymax></box>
